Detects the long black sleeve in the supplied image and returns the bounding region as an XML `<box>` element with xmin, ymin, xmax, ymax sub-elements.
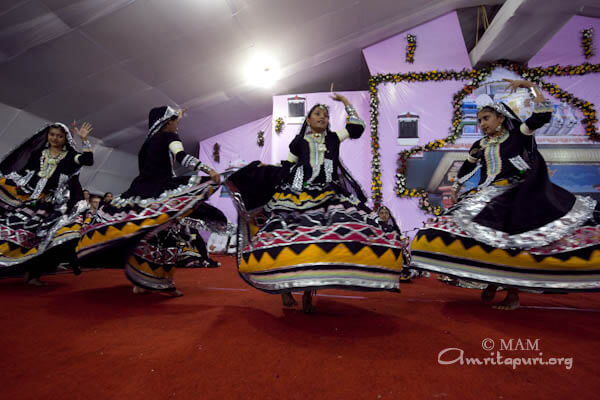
<box><xmin>520</xmin><ymin>101</ymin><xmax>553</xmax><ymax>135</ymax></box>
<box><xmin>75</xmin><ymin>151</ymin><xmax>93</xmax><ymax>166</ymax></box>
<box><xmin>456</xmin><ymin>141</ymin><xmax>482</xmax><ymax>183</ymax></box>
<box><xmin>345</xmin><ymin>104</ymin><xmax>365</xmax><ymax>139</ymax></box>
<box><xmin>346</xmin><ymin>122</ymin><xmax>364</xmax><ymax>139</ymax></box>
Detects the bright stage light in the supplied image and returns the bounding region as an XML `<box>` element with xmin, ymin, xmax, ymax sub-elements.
<box><xmin>244</xmin><ymin>52</ymin><xmax>281</xmax><ymax>88</ymax></box>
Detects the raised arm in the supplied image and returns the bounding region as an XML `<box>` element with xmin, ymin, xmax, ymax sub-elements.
<box><xmin>331</xmin><ymin>93</ymin><xmax>365</xmax><ymax>141</ymax></box>
<box><xmin>73</xmin><ymin>122</ymin><xmax>94</xmax><ymax>166</ymax></box>
<box><xmin>503</xmin><ymin>79</ymin><xmax>553</xmax><ymax>135</ymax></box>
<box><xmin>167</xmin><ymin>138</ymin><xmax>220</xmax><ymax>184</ymax></box>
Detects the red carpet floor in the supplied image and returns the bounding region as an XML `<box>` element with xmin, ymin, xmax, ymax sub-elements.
<box><xmin>1</xmin><ymin>255</ymin><xmax>600</xmax><ymax>400</ymax></box>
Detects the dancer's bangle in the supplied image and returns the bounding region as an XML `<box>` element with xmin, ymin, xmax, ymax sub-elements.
<box><xmin>196</xmin><ymin>162</ymin><xmax>213</xmax><ymax>174</ymax></box>
<box><xmin>345</xmin><ymin>104</ymin><xmax>358</xmax><ymax>119</ymax></box>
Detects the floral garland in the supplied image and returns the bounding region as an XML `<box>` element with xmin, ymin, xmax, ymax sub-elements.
<box><xmin>582</xmin><ymin>28</ymin><xmax>594</xmax><ymax>59</ymax></box>
<box><xmin>274</xmin><ymin>117</ymin><xmax>284</xmax><ymax>134</ymax></box>
<box><xmin>417</xmin><ymin>189</ymin><xmax>442</xmax><ymax>216</ymax></box>
<box><xmin>406</xmin><ymin>34</ymin><xmax>416</xmax><ymax>64</ymax></box>
<box><xmin>369</xmin><ymin>68</ymin><xmax>482</xmax><ymax>207</ymax></box>
<box><xmin>368</xmin><ymin>61</ymin><xmax>600</xmax><ymax>214</ymax></box>
<box><xmin>257</xmin><ymin>130</ymin><xmax>265</xmax><ymax>147</ymax></box>
<box><xmin>213</xmin><ymin>143</ymin><xmax>220</xmax><ymax>163</ymax></box>
<box><xmin>369</xmin><ymin>83</ymin><xmax>383</xmax><ymax>208</ymax></box>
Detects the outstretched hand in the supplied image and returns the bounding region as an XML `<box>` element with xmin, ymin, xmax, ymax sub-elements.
<box><xmin>503</xmin><ymin>78</ymin><xmax>533</xmax><ymax>94</ymax></box>
<box><xmin>177</xmin><ymin>108</ymin><xmax>188</xmax><ymax>120</ymax></box>
<box><xmin>74</xmin><ymin>122</ymin><xmax>93</xmax><ymax>141</ymax></box>
<box><xmin>209</xmin><ymin>169</ymin><xmax>221</xmax><ymax>184</ymax></box>
<box><xmin>450</xmin><ymin>189</ymin><xmax>458</xmax><ymax>204</ymax></box>
<box><xmin>330</xmin><ymin>93</ymin><xmax>349</xmax><ymax>105</ymax></box>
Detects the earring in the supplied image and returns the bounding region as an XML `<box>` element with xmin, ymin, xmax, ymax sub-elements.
<box><xmin>495</xmin><ymin>125</ymin><xmax>502</xmax><ymax>133</ymax></box>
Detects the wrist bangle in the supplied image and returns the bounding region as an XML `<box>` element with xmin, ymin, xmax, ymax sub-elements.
<box><xmin>81</xmin><ymin>140</ymin><xmax>92</xmax><ymax>150</ymax></box>
<box><xmin>466</xmin><ymin>154</ymin><xmax>478</xmax><ymax>163</ymax></box>
<box><xmin>529</xmin><ymin>87</ymin><xmax>540</xmax><ymax>98</ymax></box>
<box><xmin>197</xmin><ymin>162</ymin><xmax>212</xmax><ymax>174</ymax></box>
<box><xmin>345</xmin><ymin>104</ymin><xmax>362</xmax><ymax>124</ymax></box>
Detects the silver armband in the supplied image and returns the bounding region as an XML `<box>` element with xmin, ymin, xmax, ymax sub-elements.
<box><xmin>533</xmin><ymin>100</ymin><xmax>554</xmax><ymax>113</ymax></box>
<box><xmin>81</xmin><ymin>140</ymin><xmax>92</xmax><ymax>151</ymax></box>
<box><xmin>345</xmin><ymin>103</ymin><xmax>365</xmax><ymax>128</ymax></box>
<box><xmin>196</xmin><ymin>162</ymin><xmax>213</xmax><ymax>174</ymax></box>
<box><xmin>181</xmin><ymin>154</ymin><xmax>212</xmax><ymax>174</ymax></box>
<box><xmin>529</xmin><ymin>86</ymin><xmax>539</xmax><ymax>99</ymax></box>
<box><xmin>345</xmin><ymin>104</ymin><xmax>359</xmax><ymax>119</ymax></box>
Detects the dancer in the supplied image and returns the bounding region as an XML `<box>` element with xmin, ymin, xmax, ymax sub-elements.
<box><xmin>175</xmin><ymin>212</ymin><xmax>226</xmax><ymax>268</ymax></box>
<box><xmin>176</xmin><ymin>230</ymin><xmax>220</xmax><ymax>268</ymax></box>
<box><xmin>0</xmin><ymin>122</ymin><xmax>94</xmax><ymax>285</ymax></box>
<box><xmin>375</xmin><ymin>206</ymin><xmax>416</xmax><ymax>282</ymax></box>
<box><xmin>411</xmin><ymin>79</ymin><xmax>600</xmax><ymax>310</ymax></box>
<box><xmin>89</xmin><ymin>195</ymin><xmax>101</xmax><ymax>215</ymax></box>
<box><xmin>83</xmin><ymin>190</ymin><xmax>91</xmax><ymax>205</ymax></box>
<box><xmin>227</xmin><ymin>94</ymin><xmax>405</xmax><ymax>313</ymax></box>
<box><xmin>101</xmin><ymin>192</ymin><xmax>113</xmax><ymax>206</ymax></box>
<box><xmin>76</xmin><ymin>106</ymin><xmax>223</xmax><ymax>296</ymax></box>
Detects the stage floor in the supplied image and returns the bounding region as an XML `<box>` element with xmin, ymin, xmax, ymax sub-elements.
<box><xmin>1</xmin><ymin>255</ymin><xmax>599</xmax><ymax>399</ymax></box>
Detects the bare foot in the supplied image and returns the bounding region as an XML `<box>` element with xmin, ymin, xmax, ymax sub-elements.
<box><xmin>281</xmin><ymin>292</ymin><xmax>297</xmax><ymax>307</ymax></box>
<box><xmin>302</xmin><ymin>291</ymin><xmax>317</xmax><ymax>314</ymax></box>
<box><xmin>26</xmin><ymin>278</ymin><xmax>47</xmax><ymax>286</ymax></box>
<box><xmin>71</xmin><ymin>263</ymin><xmax>82</xmax><ymax>276</ymax></box>
<box><xmin>492</xmin><ymin>289</ymin><xmax>520</xmax><ymax>310</ymax></box>
<box><xmin>132</xmin><ymin>286</ymin><xmax>148</xmax><ymax>294</ymax></box>
<box><xmin>481</xmin><ymin>284</ymin><xmax>498</xmax><ymax>304</ymax></box>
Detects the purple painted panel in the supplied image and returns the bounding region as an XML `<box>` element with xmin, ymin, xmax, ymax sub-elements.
<box><xmin>361</xmin><ymin>11</ymin><xmax>473</xmax><ymax>234</ymax></box>
<box><xmin>543</xmin><ymin>75</ymin><xmax>600</xmax><ymax>144</ymax></box>
<box><xmin>529</xmin><ymin>15</ymin><xmax>600</xmax><ymax>67</ymax></box>
<box><xmin>362</xmin><ymin>11</ymin><xmax>472</xmax><ymax>75</ymax></box>
<box><xmin>199</xmin><ymin>115</ymin><xmax>273</xmax><ymax>223</ymax></box>
<box><xmin>378</xmin><ymin>80</ymin><xmax>468</xmax><ymax>233</ymax></box>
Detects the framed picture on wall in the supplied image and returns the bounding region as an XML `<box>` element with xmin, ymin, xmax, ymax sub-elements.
<box><xmin>287</xmin><ymin>96</ymin><xmax>306</xmax><ymax>124</ymax></box>
<box><xmin>397</xmin><ymin>112</ymin><xmax>419</xmax><ymax>145</ymax></box>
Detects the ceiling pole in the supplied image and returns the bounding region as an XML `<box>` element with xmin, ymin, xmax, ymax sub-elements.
<box><xmin>469</xmin><ymin>0</ymin><xmax>586</xmax><ymax>67</ymax></box>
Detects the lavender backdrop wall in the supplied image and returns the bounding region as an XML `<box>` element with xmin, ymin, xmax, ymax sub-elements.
<box><xmin>362</xmin><ymin>12</ymin><xmax>471</xmax><ymax>75</ymax></box>
<box><xmin>197</xmin><ymin>13</ymin><xmax>600</xmax><ymax>237</ymax></box>
<box><xmin>199</xmin><ymin>115</ymin><xmax>272</xmax><ymax>223</ymax></box>
<box><xmin>529</xmin><ymin>15</ymin><xmax>600</xmax><ymax>130</ymax></box>
<box><xmin>362</xmin><ymin>11</ymin><xmax>473</xmax><ymax>234</ymax></box>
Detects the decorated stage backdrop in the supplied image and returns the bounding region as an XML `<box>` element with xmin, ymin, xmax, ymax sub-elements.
<box><xmin>199</xmin><ymin>115</ymin><xmax>273</xmax><ymax>223</ymax></box>
<box><xmin>198</xmin><ymin>11</ymin><xmax>600</xmax><ymax>238</ymax></box>
<box><xmin>362</xmin><ymin>12</ymin><xmax>600</xmax><ymax>235</ymax></box>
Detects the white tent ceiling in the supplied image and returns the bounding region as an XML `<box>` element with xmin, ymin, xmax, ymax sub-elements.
<box><xmin>1</xmin><ymin>0</ymin><xmax>599</xmax><ymax>155</ymax></box>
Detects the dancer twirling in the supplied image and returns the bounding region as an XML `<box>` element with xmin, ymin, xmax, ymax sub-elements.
<box><xmin>375</xmin><ymin>206</ymin><xmax>415</xmax><ymax>282</ymax></box>
<box><xmin>76</xmin><ymin>107</ymin><xmax>223</xmax><ymax>296</ymax></box>
<box><xmin>175</xmin><ymin>213</ymin><xmax>226</xmax><ymax>268</ymax></box>
<box><xmin>227</xmin><ymin>94</ymin><xmax>405</xmax><ymax>313</ymax></box>
<box><xmin>411</xmin><ymin>79</ymin><xmax>600</xmax><ymax>310</ymax></box>
<box><xmin>0</xmin><ymin>122</ymin><xmax>94</xmax><ymax>285</ymax></box>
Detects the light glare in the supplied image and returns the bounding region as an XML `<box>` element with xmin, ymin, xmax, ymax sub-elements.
<box><xmin>245</xmin><ymin>52</ymin><xmax>281</xmax><ymax>88</ymax></box>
